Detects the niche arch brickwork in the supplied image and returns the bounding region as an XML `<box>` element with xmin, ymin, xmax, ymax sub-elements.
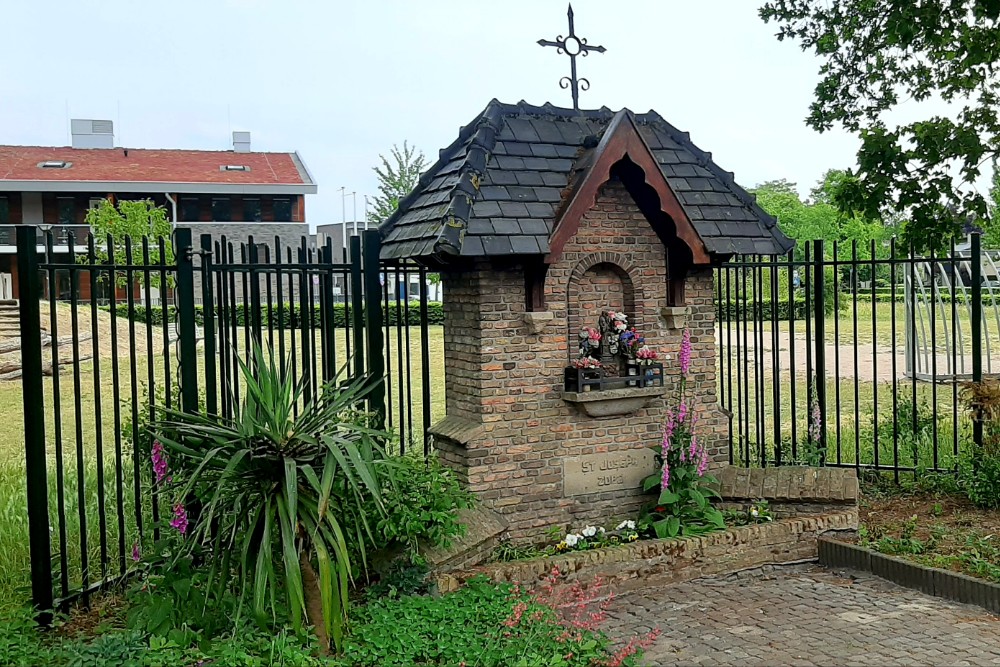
<box><xmin>566</xmin><ymin>254</ymin><xmax>639</xmax><ymax>362</ymax></box>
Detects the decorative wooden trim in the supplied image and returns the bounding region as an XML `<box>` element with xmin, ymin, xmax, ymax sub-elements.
<box><xmin>546</xmin><ymin>109</ymin><xmax>711</xmax><ymax>266</ymax></box>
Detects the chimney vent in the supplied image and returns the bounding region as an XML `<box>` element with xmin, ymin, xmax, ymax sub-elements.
<box><xmin>70</xmin><ymin>119</ymin><xmax>114</xmax><ymax>149</ymax></box>
<box><xmin>233</xmin><ymin>131</ymin><xmax>251</xmax><ymax>153</ymax></box>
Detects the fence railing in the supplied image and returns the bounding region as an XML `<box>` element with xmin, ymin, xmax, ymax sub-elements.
<box><xmin>14</xmin><ymin>225</ymin><xmax>440</xmax><ymax>615</ymax></box>
<box><xmin>716</xmin><ymin>237</ymin><xmax>988</xmax><ymax>478</ymax></box>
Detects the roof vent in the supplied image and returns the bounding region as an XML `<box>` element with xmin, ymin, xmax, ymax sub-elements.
<box><xmin>38</xmin><ymin>160</ymin><xmax>71</xmax><ymax>169</ymax></box>
<box><xmin>70</xmin><ymin>119</ymin><xmax>114</xmax><ymax>149</ymax></box>
<box><xmin>221</xmin><ymin>165</ymin><xmax>250</xmax><ymax>172</ymax></box>
<box><xmin>233</xmin><ymin>131</ymin><xmax>251</xmax><ymax>153</ymax></box>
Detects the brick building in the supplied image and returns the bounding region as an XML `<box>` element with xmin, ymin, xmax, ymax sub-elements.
<box><xmin>380</xmin><ymin>101</ymin><xmax>792</xmax><ymax>540</ymax></box>
<box><xmin>0</xmin><ymin>120</ymin><xmax>316</xmax><ymax>300</ymax></box>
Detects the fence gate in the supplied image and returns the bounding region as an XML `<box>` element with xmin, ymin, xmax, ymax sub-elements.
<box><xmin>15</xmin><ymin>225</ymin><xmax>393</xmax><ymax>616</ymax></box>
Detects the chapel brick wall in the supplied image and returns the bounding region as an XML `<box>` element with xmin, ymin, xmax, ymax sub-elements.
<box><xmin>436</xmin><ymin>178</ymin><xmax>725</xmax><ymax>542</ymax></box>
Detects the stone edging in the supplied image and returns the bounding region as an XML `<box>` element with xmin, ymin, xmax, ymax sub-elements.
<box><xmin>435</xmin><ymin>510</ymin><xmax>858</xmax><ymax>594</ymax></box>
<box><xmin>818</xmin><ymin>537</ymin><xmax>1000</xmax><ymax>615</ymax></box>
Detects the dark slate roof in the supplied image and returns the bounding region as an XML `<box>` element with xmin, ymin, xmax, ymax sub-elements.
<box><xmin>380</xmin><ymin>100</ymin><xmax>793</xmax><ymax>261</ymax></box>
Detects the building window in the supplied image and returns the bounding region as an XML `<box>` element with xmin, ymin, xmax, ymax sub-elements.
<box><xmin>243</xmin><ymin>198</ymin><xmax>262</xmax><ymax>222</ymax></box>
<box><xmin>211</xmin><ymin>197</ymin><xmax>231</xmax><ymax>221</ymax></box>
<box><xmin>273</xmin><ymin>198</ymin><xmax>292</xmax><ymax>221</ymax></box>
<box><xmin>0</xmin><ymin>197</ymin><xmax>8</xmax><ymax>225</ymax></box>
<box><xmin>58</xmin><ymin>197</ymin><xmax>75</xmax><ymax>225</ymax></box>
<box><xmin>180</xmin><ymin>198</ymin><xmax>200</xmax><ymax>222</ymax></box>
<box><xmin>88</xmin><ymin>197</ymin><xmax>106</xmax><ymax>210</ymax></box>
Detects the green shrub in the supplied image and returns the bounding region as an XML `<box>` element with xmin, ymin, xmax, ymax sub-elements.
<box><xmin>153</xmin><ymin>346</ymin><xmax>390</xmax><ymax>652</ymax></box>
<box><xmin>333</xmin><ymin>576</ymin><xmax>653</xmax><ymax>667</ymax></box>
<box><xmin>960</xmin><ymin>456</ymin><xmax>1000</xmax><ymax>509</ymax></box>
<box><xmin>102</xmin><ymin>302</ymin><xmax>444</xmax><ymax>328</ymax></box>
<box><xmin>369</xmin><ymin>456</ymin><xmax>474</xmax><ymax>553</ymax></box>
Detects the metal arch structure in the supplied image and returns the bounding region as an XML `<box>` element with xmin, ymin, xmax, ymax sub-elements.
<box><xmin>904</xmin><ymin>243</ymin><xmax>1000</xmax><ymax>381</ymax></box>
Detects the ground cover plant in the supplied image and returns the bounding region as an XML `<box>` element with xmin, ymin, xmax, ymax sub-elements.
<box><xmin>857</xmin><ymin>490</ymin><xmax>1000</xmax><ymax>585</ymax></box>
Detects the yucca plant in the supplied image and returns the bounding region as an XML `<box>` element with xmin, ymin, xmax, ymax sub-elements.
<box><xmin>151</xmin><ymin>345</ymin><xmax>389</xmax><ymax>652</ymax></box>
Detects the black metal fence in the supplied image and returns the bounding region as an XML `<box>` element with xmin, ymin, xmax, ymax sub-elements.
<box><xmin>15</xmin><ymin>225</ymin><xmax>440</xmax><ymax>615</ymax></box>
<box><xmin>717</xmin><ymin>237</ymin><xmax>989</xmax><ymax>477</ymax></box>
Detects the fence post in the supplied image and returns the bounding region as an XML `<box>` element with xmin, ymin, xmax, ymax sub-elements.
<box><xmin>349</xmin><ymin>235</ymin><xmax>366</xmax><ymax>381</ymax></box>
<box><xmin>199</xmin><ymin>234</ymin><xmax>218</xmax><ymax>416</ymax></box>
<box><xmin>174</xmin><ymin>227</ymin><xmax>199</xmax><ymax>414</ymax></box>
<box><xmin>971</xmin><ymin>233</ymin><xmax>983</xmax><ymax>450</ymax></box>
<box><xmin>813</xmin><ymin>239</ymin><xmax>827</xmax><ymax>461</ymax></box>
<box><xmin>362</xmin><ymin>230</ymin><xmax>386</xmax><ymax>427</ymax></box>
<box><xmin>16</xmin><ymin>225</ymin><xmax>54</xmax><ymax>620</ymax></box>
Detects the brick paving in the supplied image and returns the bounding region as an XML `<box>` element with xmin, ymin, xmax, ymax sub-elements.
<box><xmin>605</xmin><ymin>565</ymin><xmax>1000</xmax><ymax>666</ymax></box>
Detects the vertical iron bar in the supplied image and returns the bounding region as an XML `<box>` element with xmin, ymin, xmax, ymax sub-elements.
<box><xmin>951</xmin><ymin>239</ymin><xmax>959</xmax><ymax>468</ymax></box>
<box><xmin>871</xmin><ymin>240</ymin><xmax>879</xmax><ymax>471</ymax></box>
<box><xmin>362</xmin><ymin>231</ymin><xmax>386</xmax><ymax>426</ymax></box>
<box><xmin>788</xmin><ymin>250</ymin><xmax>797</xmax><ymax>460</ymax></box>
<box><xmin>67</xmin><ymin>232</ymin><xmax>89</xmax><ymax>604</ymax></box>
<box><xmin>930</xmin><ymin>246</ymin><xmax>939</xmax><ymax>469</ymax></box>
<box><xmin>851</xmin><ymin>241</ymin><xmax>860</xmax><ymax>469</ymax></box>
<box><xmin>142</xmin><ymin>239</ymin><xmax>160</xmax><ymax>542</ymax></box>
<box><xmin>891</xmin><ymin>239</ymin><xmax>899</xmax><ymax>482</ymax></box>
<box><xmin>321</xmin><ymin>240</ymin><xmax>337</xmax><ymax>382</ymax></box>
<box><xmin>275</xmin><ymin>237</ymin><xmax>286</xmax><ymax>384</ymax></box>
<box><xmin>106</xmin><ymin>233</ymin><xmax>126</xmax><ymax>574</ymax></box>
<box><xmin>910</xmin><ymin>243</ymin><xmax>919</xmax><ymax>468</ymax></box>
<box><xmin>16</xmin><ymin>226</ymin><xmax>54</xmax><ymax>619</ymax></box>
<box><xmin>972</xmin><ymin>233</ymin><xmax>983</xmax><ymax>450</ymax></box>
<box><xmin>813</xmin><ymin>240</ymin><xmax>827</xmax><ymax>464</ymax></box>
<box><xmin>248</xmin><ymin>237</ymin><xmax>263</xmax><ymax>346</ymax></box>
<box><xmin>350</xmin><ymin>235</ymin><xmax>365</xmax><ymax>380</ymax></box>
<box><xmin>200</xmin><ymin>235</ymin><xmax>218</xmax><ymax>416</ymax></box>
<box><xmin>383</xmin><ymin>267</ymin><xmax>394</xmax><ymax>432</ymax></box>
<box><xmin>297</xmin><ymin>243</ymin><xmax>312</xmax><ymax>401</ymax></box>
<box><xmin>175</xmin><ymin>228</ymin><xmax>199</xmax><ymax>414</ymax></box>
<box><xmin>833</xmin><ymin>241</ymin><xmax>842</xmax><ymax>465</ymax></box>
<box><xmin>419</xmin><ymin>266</ymin><xmax>432</xmax><ymax>456</ymax></box>
<box><xmin>124</xmin><ymin>237</ymin><xmax>143</xmax><ymax>543</ymax></box>
<box><xmin>87</xmin><ymin>236</ymin><xmax>108</xmax><ymax>579</ymax></box>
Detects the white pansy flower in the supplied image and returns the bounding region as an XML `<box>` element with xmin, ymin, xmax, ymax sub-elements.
<box><xmin>616</xmin><ymin>520</ymin><xmax>637</xmax><ymax>531</ymax></box>
<box><xmin>582</xmin><ymin>525</ymin><xmax>597</xmax><ymax>537</ymax></box>
<box><xmin>750</xmin><ymin>507</ymin><xmax>760</xmax><ymax>518</ymax></box>
<box><xmin>598</xmin><ymin>527</ymin><xmax>606</xmax><ymax>534</ymax></box>
<box><xmin>565</xmin><ymin>533</ymin><xmax>580</xmax><ymax>547</ymax></box>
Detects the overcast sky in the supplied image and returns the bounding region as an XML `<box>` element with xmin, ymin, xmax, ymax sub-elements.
<box><xmin>1</xmin><ymin>0</ymin><xmax>971</xmax><ymax>228</ymax></box>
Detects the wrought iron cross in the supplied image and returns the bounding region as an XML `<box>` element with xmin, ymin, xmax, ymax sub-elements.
<box><xmin>537</xmin><ymin>4</ymin><xmax>606</xmax><ymax>110</ymax></box>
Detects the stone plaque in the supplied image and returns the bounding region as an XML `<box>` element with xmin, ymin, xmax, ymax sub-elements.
<box><xmin>562</xmin><ymin>449</ymin><xmax>657</xmax><ymax>497</ymax></box>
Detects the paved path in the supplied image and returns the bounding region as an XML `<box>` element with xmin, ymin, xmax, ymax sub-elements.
<box><xmin>605</xmin><ymin>565</ymin><xmax>1000</xmax><ymax>666</ymax></box>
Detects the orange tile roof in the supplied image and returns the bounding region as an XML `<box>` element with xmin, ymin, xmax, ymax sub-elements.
<box><xmin>0</xmin><ymin>145</ymin><xmax>311</xmax><ymax>186</ymax></box>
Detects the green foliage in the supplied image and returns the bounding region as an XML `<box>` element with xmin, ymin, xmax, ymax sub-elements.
<box><xmin>125</xmin><ymin>537</ymin><xmax>237</xmax><ymax>647</ymax></box>
<box><xmin>640</xmin><ymin>464</ymin><xmax>726</xmax><ymax>539</ymax></box>
<box><xmin>102</xmin><ymin>301</ymin><xmax>445</xmax><ymax>328</ymax></box>
<box><xmin>750</xmin><ymin>171</ymin><xmax>892</xmax><ymax>257</ymax></box>
<box><xmin>960</xmin><ymin>456</ymin><xmax>1000</xmax><ymax>509</ymax></box>
<box><xmin>365</xmin><ymin>455</ymin><xmax>474</xmax><ymax>554</ymax></box>
<box><xmin>759</xmin><ymin>1</ymin><xmax>1000</xmax><ymax>250</ymax></box>
<box><xmin>332</xmin><ymin>577</ymin><xmax>646</xmax><ymax>667</ymax></box>
<box><xmin>875</xmin><ymin>397</ymin><xmax>940</xmax><ymax>465</ymax></box>
<box><xmin>84</xmin><ymin>199</ymin><xmax>173</xmax><ymax>286</ymax></box>
<box><xmin>862</xmin><ymin>517</ymin><xmax>933</xmax><ymax>556</ymax></box>
<box><xmin>367</xmin><ymin>142</ymin><xmax>427</xmax><ymax>226</ymax></box>
<box><xmin>723</xmin><ymin>501</ymin><xmax>774</xmax><ymax>527</ymax></box>
<box><xmin>362</xmin><ymin>558</ymin><xmax>430</xmax><ymax>601</ymax></box>
<box><xmin>152</xmin><ymin>345</ymin><xmax>390</xmax><ymax>651</ymax></box>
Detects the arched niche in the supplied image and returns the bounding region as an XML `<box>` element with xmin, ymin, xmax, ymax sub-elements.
<box><xmin>566</xmin><ymin>253</ymin><xmax>639</xmax><ymax>362</ymax></box>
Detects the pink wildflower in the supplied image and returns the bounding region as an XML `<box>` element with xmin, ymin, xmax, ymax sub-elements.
<box><xmin>697</xmin><ymin>447</ymin><xmax>710</xmax><ymax>477</ymax></box>
<box><xmin>679</xmin><ymin>329</ymin><xmax>692</xmax><ymax>376</ymax></box>
<box><xmin>131</xmin><ymin>542</ymin><xmax>141</xmax><ymax>562</ymax></box>
<box><xmin>660</xmin><ymin>459</ymin><xmax>670</xmax><ymax>489</ymax></box>
<box><xmin>689</xmin><ymin>435</ymin><xmax>698</xmax><ymax>461</ymax></box>
<box><xmin>170</xmin><ymin>503</ymin><xmax>189</xmax><ymax>535</ymax></box>
<box><xmin>677</xmin><ymin>401</ymin><xmax>688</xmax><ymax>424</ymax></box>
<box><xmin>151</xmin><ymin>441</ymin><xmax>170</xmax><ymax>485</ymax></box>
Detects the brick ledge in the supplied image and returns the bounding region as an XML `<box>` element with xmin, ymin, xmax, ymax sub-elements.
<box><xmin>435</xmin><ymin>510</ymin><xmax>858</xmax><ymax>594</ymax></box>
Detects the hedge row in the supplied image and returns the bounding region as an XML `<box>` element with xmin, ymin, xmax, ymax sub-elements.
<box><xmin>103</xmin><ymin>302</ymin><xmax>445</xmax><ymax>328</ymax></box>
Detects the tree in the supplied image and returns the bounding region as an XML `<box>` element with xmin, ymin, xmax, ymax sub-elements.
<box><xmin>760</xmin><ymin>1</ymin><xmax>1000</xmax><ymax>250</ymax></box>
<box><xmin>84</xmin><ymin>198</ymin><xmax>173</xmax><ymax>285</ymax></box>
<box><xmin>984</xmin><ymin>160</ymin><xmax>1000</xmax><ymax>247</ymax></box>
<box><xmin>366</xmin><ymin>142</ymin><xmax>427</xmax><ymax>227</ymax></box>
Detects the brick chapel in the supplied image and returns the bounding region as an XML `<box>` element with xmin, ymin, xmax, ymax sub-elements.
<box><xmin>380</xmin><ymin>100</ymin><xmax>792</xmax><ymax>540</ymax></box>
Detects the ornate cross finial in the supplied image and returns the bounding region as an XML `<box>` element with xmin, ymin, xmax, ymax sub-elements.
<box><xmin>537</xmin><ymin>4</ymin><xmax>606</xmax><ymax>110</ymax></box>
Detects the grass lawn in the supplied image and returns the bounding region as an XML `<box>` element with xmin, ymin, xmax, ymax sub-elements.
<box><xmin>0</xmin><ymin>303</ymin><xmax>444</xmax><ymax>610</ymax></box>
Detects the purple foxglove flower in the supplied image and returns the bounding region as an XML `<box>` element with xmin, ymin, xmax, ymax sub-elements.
<box><xmin>151</xmin><ymin>441</ymin><xmax>170</xmax><ymax>485</ymax></box>
<box><xmin>660</xmin><ymin>460</ymin><xmax>670</xmax><ymax>489</ymax></box>
<box><xmin>170</xmin><ymin>503</ymin><xmax>189</xmax><ymax>535</ymax></box>
<box><xmin>678</xmin><ymin>401</ymin><xmax>688</xmax><ymax>424</ymax></box>
<box><xmin>131</xmin><ymin>542</ymin><xmax>141</xmax><ymax>562</ymax></box>
<box><xmin>679</xmin><ymin>329</ymin><xmax>692</xmax><ymax>377</ymax></box>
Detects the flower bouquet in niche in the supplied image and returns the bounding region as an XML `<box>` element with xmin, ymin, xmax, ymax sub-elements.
<box><xmin>639</xmin><ymin>329</ymin><xmax>726</xmax><ymax>538</ymax></box>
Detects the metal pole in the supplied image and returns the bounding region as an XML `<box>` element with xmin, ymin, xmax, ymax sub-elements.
<box><xmin>813</xmin><ymin>239</ymin><xmax>827</xmax><ymax>461</ymax></box>
<box><xmin>350</xmin><ymin>235</ymin><xmax>366</xmax><ymax>380</ymax></box>
<box><xmin>174</xmin><ymin>228</ymin><xmax>200</xmax><ymax>414</ymax></box>
<box><xmin>972</xmin><ymin>232</ymin><xmax>983</xmax><ymax>449</ymax></box>
<box><xmin>16</xmin><ymin>225</ymin><xmax>54</xmax><ymax>621</ymax></box>
<box><xmin>362</xmin><ymin>230</ymin><xmax>385</xmax><ymax>426</ymax></box>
